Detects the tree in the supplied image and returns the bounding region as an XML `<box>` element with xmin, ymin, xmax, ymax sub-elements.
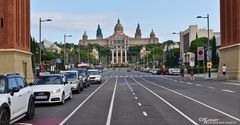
<box><xmin>189</xmin><ymin>37</ymin><xmax>208</xmax><ymax>53</ymax></box>
<box><xmin>211</xmin><ymin>36</ymin><xmax>219</xmax><ymax>68</ymax></box>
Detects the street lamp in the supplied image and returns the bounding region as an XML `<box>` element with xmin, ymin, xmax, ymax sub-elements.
<box><xmin>197</xmin><ymin>14</ymin><xmax>211</xmax><ymax>78</ymax></box>
<box><xmin>39</xmin><ymin>18</ymin><xmax>52</xmax><ymax>68</ymax></box>
<box><xmin>64</xmin><ymin>34</ymin><xmax>72</xmax><ymax>70</ymax></box>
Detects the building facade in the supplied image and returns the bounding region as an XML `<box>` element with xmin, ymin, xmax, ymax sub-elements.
<box><xmin>180</xmin><ymin>25</ymin><xmax>214</xmax><ymax>56</ymax></box>
<box><xmin>0</xmin><ymin>0</ymin><xmax>33</xmax><ymax>81</ymax></box>
<box><xmin>218</xmin><ymin>0</ymin><xmax>240</xmax><ymax>80</ymax></box>
<box><xmin>79</xmin><ymin>19</ymin><xmax>159</xmax><ymax>66</ymax></box>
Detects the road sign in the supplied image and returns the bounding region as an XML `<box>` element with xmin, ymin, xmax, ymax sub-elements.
<box><xmin>207</xmin><ymin>61</ymin><xmax>212</xmax><ymax>69</ymax></box>
<box><xmin>178</xmin><ymin>57</ymin><xmax>183</xmax><ymax>64</ymax></box>
<box><xmin>56</xmin><ymin>58</ymin><xmax>62</xmax><ymax>64</ymax></box>
<box><xmin>197</xmin><ymin>47</ymin><xmax>204</xmax><ymax>61</ymax></box>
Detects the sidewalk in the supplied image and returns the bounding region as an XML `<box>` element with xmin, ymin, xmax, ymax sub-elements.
<box><xmin>185</xmin><ymin>73</ymin><xmax>240</xmax><ymax>86</ymax></box>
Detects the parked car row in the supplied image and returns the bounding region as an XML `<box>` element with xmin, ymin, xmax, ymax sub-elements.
<box><xmin>136</xmin><ymin>67</ymin><xmax>180</xmax><ymax>75</ymax></box>
<box><xmin>0</xmin><ymin>68</ymin><xmax>102</xmax><ymax>124</ymax></box>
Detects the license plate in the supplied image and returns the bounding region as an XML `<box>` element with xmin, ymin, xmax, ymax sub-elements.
<box><xmin>35</xmin><ymin>96</ymin><xmax>47</xmax><ymax>99</ymax></box>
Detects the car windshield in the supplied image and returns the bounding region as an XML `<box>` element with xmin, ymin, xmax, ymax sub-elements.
<box><xmin>0</xmin><ymin>77</ymin><xmax>6</xmax><ymax>93</ymax></box>
<box><xmin>79</xmin><ymin>70</ymin><xmax>86</xmax><ymax>77</ymax></box>
<box><xmin>62</xmin><ymin>72</ymin><xmax>77</xmax><ymax>79</ymax></box>
<box><xmin>34</xmin><ymin>76</ymin><xmax>62</xmax><ymax>85</ymax></box>
<box><xmin>88</xmin><ymin>70</ymin><xmax>99</xmax><ymax>75</ymax></box>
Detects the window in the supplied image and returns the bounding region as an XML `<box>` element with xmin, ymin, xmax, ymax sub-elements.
<box><xmin>16</xmin><ymin>77</ymin><xmax>26</xmax><ymax>88</ymax></box>
<box><xmin>8</xmin><ymin>78</ymin><xmax>18</xmax><ymax>91</ymax></box>
<box><xmin>0</xmin><ymin>78</ymin><xmax>6</xmax><ymax>93</ymax></box>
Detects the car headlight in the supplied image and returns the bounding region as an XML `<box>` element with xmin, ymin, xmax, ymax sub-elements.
<box><xmin>51</xmin><ymin>89</ymin><xmax>61</xmax><ymax>94</ymax></box>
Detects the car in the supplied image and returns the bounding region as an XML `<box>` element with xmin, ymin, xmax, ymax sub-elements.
<box><xmin>0</xmin><ymin>73</ymin><xmax>35</xmax><ymax>125</ymax></box>
<box><xmin>127</xmin><ymin>69</ymin><xmax>131</xmax><ymax>72</ymax></box>
<box><xmin>31</xmin><ymin>74</ymin><xmax>72</xmax><ymax>105</ymax></box>
<box><xmin>60</xmin><ymin>70</ymin><xmax>84</xmax><ymax>93</ymax></box>
<box><xmin>168</xmin><ymin>68</ymin><xmax>180</xmax><ymax>75</ymax></box>
<box><xmin>72</xmin><ymin>68</ymin><xmax>90</xmax><ymax>88</ymax></box>
<box><xmin>87</xmin><ymin>69</ymin><xmax>102</xmax><ymax>84</ymax></box>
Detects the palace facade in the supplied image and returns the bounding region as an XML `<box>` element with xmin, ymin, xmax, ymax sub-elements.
<box><xmin>79</xmin><ymin>19</ymin><xmax>159</xmax><ymax>66</ymax></box>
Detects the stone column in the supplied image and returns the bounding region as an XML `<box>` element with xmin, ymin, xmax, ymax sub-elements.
<box><xmin>125</xmin><ymin>49</ymin><xmax>127</xmax><ymax>63</ymax></box>
<box><xmin>111</xmin><ymin>49</ymin><xmax>114</xmax><ymax>64</ymax></box>
<box><xmin>121</xmin><ymin>49</ymin><xmax>123</xmax><ymax>63</ymax></box>
<box><xmin>116</xmin><ymin>49</ymin><xmax>119</xmax><ymax>63</ymax></box>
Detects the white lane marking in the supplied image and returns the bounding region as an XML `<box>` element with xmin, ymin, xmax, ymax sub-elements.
<box><xmin>133</xmin><ymin>93</ymin><xmax>135</xmax><ymax>95</ymax></box>
<box><xmin>142</xmin><ymin>78</ymin><xmax>240</xmax><ymax>122</ymax></box>
<box><xmin>138</xmin><ymin>102</ymin><xmax>142</xmax><ymax>106</ymax></box>
<box><xmin>208</xmin><ymin>86</ymin><xmax>215</xmax><ymax>89</ymax></box>
<box><xmin>59</xmin><ymin>78</ymin><xmax>111</xmax><ymax>125</ymax></box>
<box><xmin>134</xmin><ymin>97</ymin><xmax>138</xmax><ymax>100</ymax></box>
<box><xmin>173</xmin><ymin>80</ymin><xmax>178</xmax><ymax>82</ymax></box>
<box><xmin>222</xmin><ymin>89</ymin><xmax>235</xmax><ymax>93</ymax></box>
<box><xmin>132</xmin><ymin>78</ymin><xmax>199</xmax><ymax>125</ymax></box>
<box><xmin>195</xmin><ymin>84</ymin><xmax>202</xmax><ymax>87</ymax></box>
<box><xmin>106</xmin><ymin>76</ymin><xmax>118</xmax><ymax>125</ymax></box>
<box><xmin>186</xmin><ymin>82</ymin><xmax>192</xmax><ymax>85</ymax></box>
<box><xmin>143</xmin><ymin>111</ymin><xmax>148</xmax><ymax>117</ymax></box>
<box><xmin>13</xmin><ymin>123</ymin><xmax>33</xmax><ymax>125</ymax></box>
<box><xmin>124</xmin><ymin>77</ymin><xmax>134</xmax><ymax>92</ymax></box>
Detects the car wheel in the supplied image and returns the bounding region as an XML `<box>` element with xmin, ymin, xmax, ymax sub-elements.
<box><xmin>25</xmin><ymin>98</ymin><xmax>35</xmax><ymax>120</ymax></box>
<box><xmin>68</xmin><ymin>91</ymin><xmax>73</xmax><ymax>100</ymax></box>
<box><xmin>60</xmin><ymin>93</ymin><xmax>65</xmax><ymax>105</ymax></box>
<box><xmin>0</xmin><ymin>108</ymin><xmax>10</xmax><ymax>125</ymax></box>
<box><xmin>76</xmin><ymin>84</ymin><xmax>81</xmax><ymax>94</ymax></box>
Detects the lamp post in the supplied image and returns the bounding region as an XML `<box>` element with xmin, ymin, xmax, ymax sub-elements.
<box><xmin>197</xmin><ymin>14</ymin><xmax>211</xmax><ymax>78</ymax></box>
<box><xmin>39</xmin><ymin>18</ymin><xmax>52</xmax><ymax>66</ymax></box>
<box><xmin>64</xmin><ymin>34</ymin><xmax>72</xmax><ymax>70</ymax></box>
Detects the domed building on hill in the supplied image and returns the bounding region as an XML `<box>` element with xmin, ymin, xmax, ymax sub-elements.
<box><xmin>79</xmin><ymin>19</ymin><xmax>159</xmax><ymax>66</ymax></box>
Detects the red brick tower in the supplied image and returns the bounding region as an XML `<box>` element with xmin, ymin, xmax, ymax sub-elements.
<box><xmin>218</xmin><ymin>0</ymin><xmax>240</xmax><ymax>80</ymax></box>
<box><xmin>0</xmin><ymin>0</ymin><xmax>33</xmax><ymax>81</ymax></box>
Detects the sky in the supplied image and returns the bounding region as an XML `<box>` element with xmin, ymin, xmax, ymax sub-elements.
<box><xmin>31</xmin><ymin>0</ymin><xmax>220</xmax><ymax>44</ymax></box>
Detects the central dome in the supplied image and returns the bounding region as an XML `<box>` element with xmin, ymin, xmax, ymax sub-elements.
<box><xmin>114</xmin><ymin>19</ymin><xmax>124</xmax><ymax>34</ymax></box>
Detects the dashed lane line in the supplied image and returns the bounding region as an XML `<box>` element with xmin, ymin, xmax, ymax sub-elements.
<box><xmin>222</xmin><ymin>89</ymin><xmax>235</xmax><ymax>93</ymax></box>
<box><xmin>132</xmin><ymin>77</ymin><xmax>199</xmax><ymax>125</ymax></box>
<box><xmin>141</xmin><ymin>78</ymin><xmax>240</xmax><ymax>123</ymax></box>
<box><xmin>138</xmin><ymin>103</ymin><xmax>142</xmax><ymax>106</ymax></box>
<box><xmin>59</xmin><ymin>78</ymin><xmax>111</xmax><ymax>125</ymax></box>
<box><xmin>143</xmin><ymin>111</ymin><xmax>148</xmax><ymax>117</ymax></box>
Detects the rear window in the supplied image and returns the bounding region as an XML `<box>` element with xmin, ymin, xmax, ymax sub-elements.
<box><xmin>62</xmin><ymin>72</ymin><xmax>77</xmax><ymax>79</ymax></box>
<box><xmin>34</xmin><ymin>76</ymin><xmax>62</xmax><ymax>85</ymax></box>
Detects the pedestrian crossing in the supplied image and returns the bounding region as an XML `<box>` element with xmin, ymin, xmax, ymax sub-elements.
<box><xmin>101</xmin><ymin>75</ymin><xmax>178</xmax><ymax>79</ymax></box>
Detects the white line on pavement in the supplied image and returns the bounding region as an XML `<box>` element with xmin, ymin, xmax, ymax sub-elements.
<box><xmin>59</xmin><ymin>78</ymin><xmax>111</xmax><ymax>125</ymax></box>
<box><xmin>135</xmin><ymin>97</ymin><xmax>138</xmax><ymax>100</ymax></box>
<box><xmin>208</xmin><ymin>86</ymin><xmax>215</xmax><ymax>89</ymax></box>
<box><xmin>132</xmin><ymin>78</ymin><xmax>199</xmax><ymax>125</ymax></box>
<box><xmin>133</xmin><ymin>93</ymin><xmax>135</xmax><ymax>95</ymax></box>
<box><xmin>106</xmin><ymin>76</ymin><xmax>118</xmax><ymax>125</ymax></box>
<box><xmin>138</xmin><ymin>102</ymin><xmax>142</xmax><ymax>106</ymax></box>
<box><xmin>143</xmin><ymin>111</ymin><xmax>148</xmax><ymax>117</ymax></box>
<box><xmin>195</xmin><ymin>84</ymin><xmax>202</xmax><ymax>87</ymax></box>
<box><xmin>186</xmin><ymin>82</ymin><xmax>192</xmax><ymax>85</ymax></box>
<box><xmin>222</xmin><ymin>89</ymin><xmax>235</xmax><ymax>93</ymax></box>
<box><xmin>142</xmin><ymin>78</ymin><xmax>240</xmax><ymax>122</ymax></box>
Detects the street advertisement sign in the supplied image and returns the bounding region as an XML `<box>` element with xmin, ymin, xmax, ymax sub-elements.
<box><xmin>189</xmin><ymin>53</ymin><xmax>195</xmax><ymax>67</ymax></box>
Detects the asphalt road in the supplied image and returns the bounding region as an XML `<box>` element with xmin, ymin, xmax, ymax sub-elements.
<box><xmin>15</xmin><ymin>69</ymin><xmax>240</xmax><ymax>125</ymax></box>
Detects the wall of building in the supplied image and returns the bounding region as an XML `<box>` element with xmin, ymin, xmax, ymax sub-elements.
<box><xmin>0</xmin><ymin>0</ymin><xmax>30</xmax><ymax>52</ymax></box>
